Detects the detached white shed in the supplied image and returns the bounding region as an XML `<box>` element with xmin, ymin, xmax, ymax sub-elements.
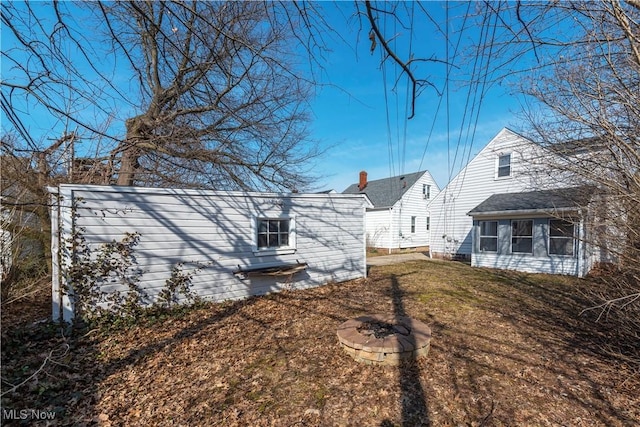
<box><xmin>49</xmin><ymin>184</ymin><xmax>371</xmax><ymax>322</ymax></box>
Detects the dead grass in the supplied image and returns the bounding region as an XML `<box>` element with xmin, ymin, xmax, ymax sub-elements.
<box><xmin>2</xmin><ymin>260</ymin><xmax>639</xmax><ymax>426</ymax></box>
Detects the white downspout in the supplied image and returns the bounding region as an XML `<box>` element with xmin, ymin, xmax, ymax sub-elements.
<box><xmin>48</xmin><ymin>187</ymin><xmax>62</xmax><ymax>322</ymax></box>
<box><xmin>428</xmin><ymin>210</ymin><xmax>433</xmax><ymax>259</ymax></box>
<box><xmin>398</xmin><ymin>201</ymin><xmax>403</xmax><ymax>252</ymax></box>
<box><xmin>363</xmin><ymin>204</ymin><xmax>368</xmax><ymax>278</ymax></box>
<box><xmin>58</xmin><ymin>187</ymin><xmax>75</xmax><ymax>323</ymax></box>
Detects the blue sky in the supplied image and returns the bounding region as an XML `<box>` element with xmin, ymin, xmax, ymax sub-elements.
<box><xmin>309</xmin><ymin>2</ymin><xmax>526</xmax><ymax>192</ymax></box>
<box><xmin>2</xmin><ymin>1</ymin><xmax>530</xmax><ymax>193</ymax></box>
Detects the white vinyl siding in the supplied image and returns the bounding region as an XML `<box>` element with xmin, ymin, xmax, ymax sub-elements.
<box><xmin>472</xmin><ymin>252</ymin><xmax>582</xmax><ymax>276</ymax></box>
<box><xmin>365</xmin><ymin>209</ymin><xmax>392</xmax><ymax>248</ymax></box>
<box><xmin>51</xmin><ymin>185</ymin><xmax>369</xmax><ymax>321</ymax></box>
<box><xmin>427</xmin><ymin>128</ymin><xmax>556</xmax><ymax>257</ymax></box>
<box><xmin>363</xmin><ymin>171</ymin><xmax>440</xmax><ymax>250</ymax></box>
<box><xmin>395</xmin><ymin>172</ymin><xmax>440</xmax><ymax>249</ymax></box>
<box><xmin>0</xmin><ymin>224</ymin><xmax>12</xmax><ymax>279</ymax></box>
<box><xmin>471</xmin><ymin>217</ymin><xmax>588</xmax><ymax>277</ymax></box>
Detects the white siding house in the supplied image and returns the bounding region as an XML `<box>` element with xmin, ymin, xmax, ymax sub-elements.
<box><xmin>426</xmin><ymin>127</ymin><xmax>606</xmax><ymax>277</ymax></box>
<box><xmin>49</xmin><ymin>184</ymin><xmax>371</xmax><ymax>322</ymax></box>
<box><xmin>343</xmin><ymin>170</ymin><xmax>440</xmax><ymax>252</ymax></box>
<box><xmin>426</xmin><ymin>128</ymin><xmax>553</xmax><ymax>258</ymax></box>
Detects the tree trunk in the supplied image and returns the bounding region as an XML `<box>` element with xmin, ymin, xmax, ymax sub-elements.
<box><xmin>116</xmin><ymin>146</ymin><xmax>141</xmax><ymax>186</ymax></box>
<box><xmin>116</xmin><ymin>116</ymin><xmax>147</xmax><ymax>186</ymax></box>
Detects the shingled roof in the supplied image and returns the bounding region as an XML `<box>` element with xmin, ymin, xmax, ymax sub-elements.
<box><xmin>342</xmin><ymin>170</ymin><xmax>428</xmax><ymax>208</ymax></box>
<box><xmin>468</xmin><ymin>187</ymin><xmax>593</xmax><ymax>216</ymax></box>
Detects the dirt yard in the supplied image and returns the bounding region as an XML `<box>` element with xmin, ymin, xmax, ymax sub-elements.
<box><xmin>2</xmin><ymin>259</ymin><xmax>638</xmax><ymax>426</ymax></box>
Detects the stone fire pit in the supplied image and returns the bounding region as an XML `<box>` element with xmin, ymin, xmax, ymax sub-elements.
<box><xmin>336</xmin><ymin>314</ymin><xmax>432</xmax><ymax>366</ymax></box>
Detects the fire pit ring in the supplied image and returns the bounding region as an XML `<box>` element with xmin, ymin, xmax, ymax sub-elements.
<box><xmin>336</xmin><ymin>314</ymin><xmax>431</xmax><ymax>366</ymax></box>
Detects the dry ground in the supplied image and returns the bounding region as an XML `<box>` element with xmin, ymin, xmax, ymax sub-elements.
<box><xmin>2</xmin><ymin>260</ymin><xmax>639</xmax><ymax>426</ymax></box>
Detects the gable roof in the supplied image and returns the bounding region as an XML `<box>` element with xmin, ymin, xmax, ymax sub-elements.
<box><xmin>342</xmin><ymin>170</ymin><xmax>429</xmax><ymax>208</ymax></box>
<box><xmin>427</xmin><ymin>128</ymin><xmax>534</xmax><ymax>202</ymax></box>
<box><xmin>467</xmin><ymin>187</ymin><xmax>593</xmax><ymax>217</ymax></box>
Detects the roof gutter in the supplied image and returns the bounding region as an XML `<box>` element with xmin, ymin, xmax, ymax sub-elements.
<box><xmin>467</xmin><ymin>206</ymin><xmax>581</xmax><ymax>218</ymax></box>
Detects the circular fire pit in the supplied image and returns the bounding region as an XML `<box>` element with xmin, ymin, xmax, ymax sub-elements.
<box><xmin>336</xmin><ymin>314</ymin><xmax>431</xmax><ymax>366</ymax></box>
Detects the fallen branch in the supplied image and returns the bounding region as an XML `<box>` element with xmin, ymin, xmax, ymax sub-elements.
<box><xmin>0</xmin><ymin>343</ymin><xmax>70</xmax><ymax>396</ymax></box>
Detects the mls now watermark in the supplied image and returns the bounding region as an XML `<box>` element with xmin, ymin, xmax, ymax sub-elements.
<box><xmin>2</xmin><ymin>408</ymin><xmax>57</xmax><ymax>421</ymax></box>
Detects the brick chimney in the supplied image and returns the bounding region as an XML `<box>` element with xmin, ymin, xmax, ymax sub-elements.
<box><xmin>358</xmin><ymin>170</ymin><xmax>368</xmax><ymax>191</ymax></box>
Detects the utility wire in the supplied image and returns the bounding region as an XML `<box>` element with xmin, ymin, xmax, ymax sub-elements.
<box><xmin>401</xmin><ymin>1</ymin><xmax>416</xmax><ymax>177</ymax></box>
<box><xmin>445</xmin><ymin>3</ymin><xmax>451</xmax><ymax>186</ymax></box>
<box><xmin>380</xmin><ymin>14</ymin><xmax>396</xmax><ymax>189</ymax></box>
<box><xmin>449</xmin><ymin>3</ymin><xmax>485</xmax><ymax>181</ymax></box>
<box><xmin>1</xmin><ymin>92</ymin><xmax>39</xmax><ymax>152</ymax></box>
<box><xmin>452</xmin><ymin>1</ymin><xmax>502</xmax><ymax>201</ymax></box>
<box><xmin>417</xmin><ymin>2</ymin><xmax>471</xmax><ymax>175</ymax></box>
<box><xmin>394</xmin><ymin>14</ymin><xmax>402</xmax><ymax>177</ymax></box>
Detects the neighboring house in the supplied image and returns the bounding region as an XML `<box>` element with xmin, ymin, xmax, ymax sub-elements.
<box><xmin>49</xmin><ymin>184</ymin><xmax>371</xmax><ymax>322</ymax></box>
<box><xmin>0</xmin><ymin>205</ymin><xmax>43</xmax><ymax>285</ymax></box>
<box><xmin>0</xmin><ymin>207</ymin><xmax>12</xmax><ymax>281</ymax></box>
<box><xmin>426</xmin><ymin>127</ymin><xmax>553</xmax><ymax>259</ymax></box>
<box><xmin>0</xmin><ymin>156</ymin><xmax>47</xmax><ymax>284</ymax></box>
<box><xmin>343</xmin><ymin>170</ymin><xmax>440</xmax><ymax>252</ymax></box>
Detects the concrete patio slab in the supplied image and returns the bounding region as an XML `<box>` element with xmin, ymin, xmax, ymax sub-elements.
<box><xmin>366</xmin><ymin>252</ymin><xmax>431</xmax><ymax>267</ymax></box>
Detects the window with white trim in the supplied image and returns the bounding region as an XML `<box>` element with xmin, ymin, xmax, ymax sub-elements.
<box><xmin>426</xmin><ymin>216</ymin><xmax>430</xmax><ymax>231</ymax></box>
<box><xmin>411</xmin><ymin>216</ymin><xmax>416</xmax><ymax>233</ymax></box>
<box><xmin>549</xmin><ymin>219</ymin><xmax>575</xmax><ymax>256</ymax></box>
<box><xmin>511</xmin><ymin>220</ymin><xmax>533</xmax><ymax>253</ymax></box>
<box><xmin>497</xmin><ymin>154</ymin><xmax>511</xmax><ymax>178</ymax></box>
<box><xmin>256</xmin><ymin>218</ymin><xmax>293</xmax><ymax>251</ymax></box>
<box><xmin>479</xmin><ymin>221</ymin><xmax>498</xmax><ymax>252</ymax></box>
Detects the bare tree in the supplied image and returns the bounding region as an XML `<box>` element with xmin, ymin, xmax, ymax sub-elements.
<box><xmin>476</xmin><ymin>0</ymin><xmax>640</xmax><ymax>361</ymax></box>
<box><xmin>2</xmin><ymin>132</ymin><xmax>61</xmax><ymax>301</ymax></box>
<box><xmin>359</xmin><ymin>1</ymin><xmax>446</xmax><ymax>119</ymax></box>
<box><xmin>1</xmin><ymin>1</ymin><xmax>325</xmax><ymax>191</ymax></box>
<box><xmin>352</xmin><ymin>0</ymin><xmax>640</xmax><ymax>362</ymax></box>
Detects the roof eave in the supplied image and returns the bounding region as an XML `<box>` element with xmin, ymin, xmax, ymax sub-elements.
<box><xmin>368</xmin><ymin>205</ymin><xmax>393</xmax><ymax>211</ymax></box>
<box><xmin>467</xmin><ymin>206</ymin><xmax>582</xmax><ymax>218</ymax></box>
